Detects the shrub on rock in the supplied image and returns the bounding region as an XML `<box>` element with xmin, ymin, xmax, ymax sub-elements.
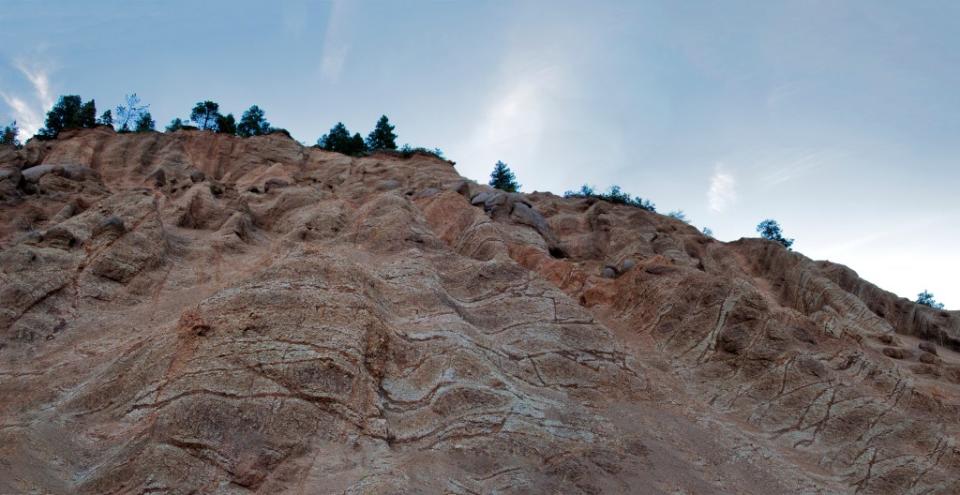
<box><xmin>756</xmin><ymin>219</ymin><xmax>794</xmax><ymax>249</ymax></box>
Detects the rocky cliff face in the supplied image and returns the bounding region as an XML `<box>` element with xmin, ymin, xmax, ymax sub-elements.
<box><xmin>1</xmin><ymin>128</ymin><xmax>958</xmax><ymax>494</ymax></box>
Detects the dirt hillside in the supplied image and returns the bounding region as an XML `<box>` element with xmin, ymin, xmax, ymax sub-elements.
<box><xmin>1</xmin><ymin>127</ymin><xmax>958</xmax><ymax>494</ymax></box>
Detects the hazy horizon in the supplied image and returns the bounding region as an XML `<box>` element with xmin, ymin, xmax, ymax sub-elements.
<box><xmin>2</xmin><ymin>0</ymin><xmax>957</xmax><ymax>308</ymax></box>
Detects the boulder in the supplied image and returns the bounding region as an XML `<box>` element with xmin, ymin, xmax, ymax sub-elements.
<box><xmin>21</xmin><ymin>164</ymin><xmax>57</xmax><ymax>183</ymax></box>
<box><xmin>882</xmin><ymin>347</ymin><xmax>908</xmax><ymax>359</ymax></box>
<box><xmin>470</xmin><ymin>190</ymin><xmax>495</xmax><ymax>207</ymax></box>
<box><xmin>510</xmin><ymin>202</ymin><xmax>559</xmax><ymax>247</ymax></box>
<box><xmin>264</xmin><ymin>177</ymin><xmax>291</xmax><ymax>192</ymax></box>
<box><xmin>56</xmin><ymin>164</ymin><xmax>100</xmax><ymax>182</ymax></box>
<box><xmin>919</xmin><ymin>341</ymin><xmax>938</xmax><ymax>355</ymax></box>
<box><xmin>0</xmin><ymin>166</ymin><xmax>22</xmax><ymax>201</ymax></box>
<box><xmin>376</xmin><ymin>179</ymin><xmax>401</xmax><ymax>191</ymax></box>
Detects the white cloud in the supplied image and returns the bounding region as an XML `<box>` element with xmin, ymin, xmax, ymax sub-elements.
<box><xmin>17</xmin><ymin>61</ymin><xmax>54</xmax><ymax>110</ymax></box>
<box><xmin>708</xmin><ymin>163</ymin><xmax>737</xmax><ymax>213</ymax></box>
<box><xmin>319</xmin><ymin>0</ymin><xmax>349</xmax><ymax>82</ymax></box>
<box><xmin>458</xmin><ymin>66</ymin><xmax>564</xmax><ymax>184</ymax></box>
<box><xmin>0</xmin><ymin>61</ymin><xmax>54</xmax><ymax>140</ymax></box>
<box><xmin>0</xmin><ymin>93</ymin><xmax>42</xmax><ymax>139</ymax></box>
<box><xmin>473</xmin><ymin>76</ymin><xmax>545</xmax><ymax>149</ymax></box>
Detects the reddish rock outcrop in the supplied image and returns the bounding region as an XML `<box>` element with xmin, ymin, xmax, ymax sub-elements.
<box><xmin>1</xmin><ymin>128</ymin><xmax>958</xmax><ymax>494</ymax></box>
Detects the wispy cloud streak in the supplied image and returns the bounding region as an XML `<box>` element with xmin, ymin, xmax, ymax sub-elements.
<box><xmin>18</xmin><ymin>61</ymin><xmax>54</xmax><ymax>110</ymax></box>
<box><xmin>319</xmin><ymin>0</ymin><xmax>349</xmax><ymax>82</ymax></box>
<box><xmin>708</xmin><ymin>163</ymin><xmax>736</xmax><ymax>213</ymax></box>
<box><xmin>761</xmin><ymin>149</ymin><xmax>847</xmax><ymax>187</ymax></box>
<box><xmin>0</xmin><ymin>60</ymin><xmax>55</xmax><ymax>140</ymax></box>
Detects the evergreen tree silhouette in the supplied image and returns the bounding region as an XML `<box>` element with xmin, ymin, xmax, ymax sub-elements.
<box><xmin>489</xmin><ymin>161</ymin><xmax>520</xmax><ymax>192</ymax></box>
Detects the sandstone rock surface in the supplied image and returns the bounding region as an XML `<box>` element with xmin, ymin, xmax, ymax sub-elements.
<box><xmin>1</xmin><ymin>128</ymin><xmax>959</xmax><ymax>494</ymax></box>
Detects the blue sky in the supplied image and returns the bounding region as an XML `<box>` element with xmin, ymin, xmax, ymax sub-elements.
<box><xmin>2</xmin><ymin>0</ymin><xmax>958</xmax><ymax>308</ymax></box>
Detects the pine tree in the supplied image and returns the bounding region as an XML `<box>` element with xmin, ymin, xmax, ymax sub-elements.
<box><xmin>190</xmin><ymin>101</ymin><xmax>221</xmax><ymax>131</ymax></box>
<box><xmin>165</xmin><ymin>118</ymin><xmax>185</xmax><ymax>132</ymax></box>
<box><xmin>135</xmin><ymin>112</ymin><xmax>155</xmax><ymax>132</ymax></box>
<box><xmin>318</xmin><ymin>123</ymin><xmax>368</xmax><ymax>156</ymax></box>
<box><xmin>237</xmin><ymin>105</ymin><xmax>270</xmax><ymax>137</ymax></box>
<box><xmin>318</xmin><ymin>122</ymin><xmax>350</xmax><ymax>151</ymax></box>
<box><xmin>349</xmin><ymin>132</ymin><xmax>367</xmax><ymax>155</ymax></box>
<box><xmin>80</xmin><ymin>100</ymin><xmax>97</xmax><ymax>128</ymax></box>
<box><xmin>917</xmin><ymin>291</ymin><xmax>945</xmax><ymax>310</ymax></box>
<box><xmin>99</xmin><ymin>110</ymin><xmax>113</xmax><ymax>126</ymax></box>
<box><xmin>39</xmin><ymin>95</ymin><xmax>98</xmax><ymax>138</ymax></box>
<box><xmin>216</xmin><ymin>113</ymin><xmax>237</xmax><ymax>135</ymax></box>
<box><xmin>365</xmin><ymin>115</ymin><xmax>397</xmax><ymax>150</ymax></box>
<box><xmin>115</xmin><ymin>94</ymin><xmax>149</xmax><ymax>132</ymax></box>
<box><xmin>488</xmin><ymin>161</ymin><xmax>520</xmax><ymax>192</ymax></box>
<box><xmin>1</xmin><ymin>121</ymin><xmax>20</xmax><ymax>147</ymax></box>
<box><xmin>756</xmin><ymin>219</ymin><xmax>794</xmax><ymax>249</ymax></box>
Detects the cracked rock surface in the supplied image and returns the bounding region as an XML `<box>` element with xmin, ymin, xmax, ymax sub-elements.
<box><xmin>1</xmin><ymin>128</ymin><xmax>959</xmax><ymax>494</ymax></box>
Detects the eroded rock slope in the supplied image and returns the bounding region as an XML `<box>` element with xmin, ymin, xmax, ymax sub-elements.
<box><xmin>1</xmin><ymin>128</ymin><xmax>958</xmax><ymax>494</ymax></box>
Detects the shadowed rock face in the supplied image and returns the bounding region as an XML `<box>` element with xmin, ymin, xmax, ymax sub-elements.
<box><xmin>1</xmin><ymin>128</ymin><xmax>958</xmax><ymax>494</ymax></box>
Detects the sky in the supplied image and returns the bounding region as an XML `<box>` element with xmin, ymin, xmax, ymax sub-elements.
<box><xmin>1</xmin><ymin>0</ymin><xmax>958</xmax><ymax>308</ymax></box>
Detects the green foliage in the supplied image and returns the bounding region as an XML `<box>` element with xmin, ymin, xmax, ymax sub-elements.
<box><xmin>488</xmin><ymin>161</ymin><xmax>520</xmax><ymax>192</ymax></box>
<box><xmin>99</xmin><ymin>110</ymin><xmax>113</xmax><ymax>126</ymax></box>
<box><xmin>1</xmin><ymin>121</ymin><xmax>20</xmax><ymax>147</ymax></box>
<box><xmin>568</xmin><ymin>184</ymin><xmax>595</xmax><ymax>196</ymax></box>
<box><xmin>39</xmin><ymin>95</ymin><xmax>98</xmax><ymax>138</ymax></box>
<box><xmin>667</xmin><ymin>210</ymin><xmax>689</xmax><ymax>223</ymax></box>
<box><xmin>135</xmin><ymin>112</ymin><xmax>155</xmax><ymax>132</ymax></box>
<box><xmin>216</xmin><ymin>113</ymin><xmax>237</xmax><ymax>135</ymax></box>
<box><xmin>916</xmin><ymin>291</ymin><xmax>945</xmax><ymax>310</ymax></box>
<box><xmin>318</xmin><ymin>122</ymin><xmax>367</xmax><ymax>156</ymax></box>
<box><xmin>80</xmin><ymin>100</ymin><xmax>97</xmax><ymax>127</ymax></box>
<box><xmin>604</xmin><ymin>186</ymin><xmax>631</xmax><ymax>204</ymax></box>
<box><xmin>353</xmin><ymin>141</ymin><xmax>368</xmax><ymax>156</ymax></box>
<box><xmin>115</xmin><ymin>94</ymin><xmax>149</xmax><ymax>132</ymax></box>
<box><xmin>398</xmin><ymin>144</ymin><xmax>445</xmax><ymax>159</ymax></box>
<box><xmin>165</xmin><ymin>118</ymin><xmax>185</xmax><ymax>132</ymax></box>
<box><xmin>756</xmin><ymin>219</ymin><xmax>794</xmax><ymax>249</ymax></box>
<box><xmin>237</xmin><ymin>105</ymin><xmax>270</xmax><ymax>137</ymax></box>
<box><xmin>318</xmin><ymin>122</ymin><xmax>349</xmax><ymax>150</ymax></box>
<box><xmin>350</xmin><ymin>132</ymin><xmax>365</xmax><ymax>154</ymax></box>
<box><xmin>190</xmin><ymin>100</ymin><xmax>221</xmax><ymax>131</ymax></box>
<box><xmin>563</xmin><ymin>184</ymin><xmax>656</xmax><ymax>211</ymax></box>
<box><xmin>365</xmin><ymin>115</ymin><xmax>397</xmax><ymax>150</ymax></box>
